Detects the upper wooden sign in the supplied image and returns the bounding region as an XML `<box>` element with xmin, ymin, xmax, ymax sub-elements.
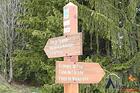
<box><xmin>44</xmin><ymin>33</ymin><xmax>82</xmax><ymax>58</ymax></box>
<box><xmin>56</xmin><ymin>62</ymin><xmax>105</xmax><ymax>84</ymax></box>
<box><xmin>63</xmin><ymin>2</ymin><xmax>78</xmax><ymax>35</ymax></box>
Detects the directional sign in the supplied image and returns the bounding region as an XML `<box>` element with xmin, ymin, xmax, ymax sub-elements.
<box><xmin>44</xmin><ymin>33</ymin><xmax>82</xmax><ymax>58</ymax></box>
<box><xmin>56</xmin><ymin>62</ymin><xmax>105</xmax><ymax>84</ymax></box>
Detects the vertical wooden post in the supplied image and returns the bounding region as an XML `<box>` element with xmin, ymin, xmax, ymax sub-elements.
<box><xmin>64</xmin><ymin>56</ymin><xmax>79</xmax><ymax>93</ymax></box>
<box><xmin>64</xmin><ymin>83</ymin><xmax>79</xmax><ymax>93</ymax></box>
<box><xmin>63</xmin><ymin>2</ymin><xmax>79</xmax><ymax>93</ymax></box>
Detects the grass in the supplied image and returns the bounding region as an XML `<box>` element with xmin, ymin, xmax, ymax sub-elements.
<box><xmin>0</xmin><ymin>81</ymin><xmax>41</xmax><ymax>93</ymax></box>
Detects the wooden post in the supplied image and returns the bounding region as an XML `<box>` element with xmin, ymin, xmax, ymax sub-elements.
<box><xmin>63</xmin><ymin>2</ymin><xmax>79</xmax><ymax>93</ymax></box>
<box><xmin>64</xmin><ymin>83</ymin><xmax>79</xmax><ymax>93</ymax></box>
<box><xmin>64</xmin><ymin>57</ymin><xmax>79</xmax><ymax>93</ymax></box>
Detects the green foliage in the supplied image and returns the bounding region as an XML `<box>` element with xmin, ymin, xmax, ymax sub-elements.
<box><xmin>13</xmin><ymin>0</ymin><xmax>64</xmax><ymax>84</ymax></box>
<box><xmin>13</xmin><ymin>50</ymin><xmax>55</xmax><ymax>84</ymax></box>
<box><xmin>0</xmin><ymin>0</ymin><xmax>139</xmax><ymax>92</ymax></box>
<box><xmin>40</xmin><ymin>84</ymin><xmax>63</xmax><ymax>93</ymax></box>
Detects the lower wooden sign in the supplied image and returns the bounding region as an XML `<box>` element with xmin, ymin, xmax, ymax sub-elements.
<box><xmin>55</xmin><ymin>61</ymin><xmax>105</xmax><ymax>84</ymax></box>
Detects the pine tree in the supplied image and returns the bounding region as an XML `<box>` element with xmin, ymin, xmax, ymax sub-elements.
<box><xmin>74</xmin><ymin>0</ymin><xmax>140</xmax><ymax>92</ymax></box>
<box><xmin>13</xmin><ymin>0</ymin><xmax>66</xmax><ymax>84</ymax></box>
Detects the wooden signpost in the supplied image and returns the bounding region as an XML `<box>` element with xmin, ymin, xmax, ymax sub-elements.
<box><xmin>44</xmin><ymin>2</ymin><xmax>105</xmax><ymax>93</ymax></box>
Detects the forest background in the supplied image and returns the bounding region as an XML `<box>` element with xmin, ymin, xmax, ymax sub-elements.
<box><xmin>0</xmin><ymin>0</ymin><xmax>140</xmax><ymax>93</ymax></box>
